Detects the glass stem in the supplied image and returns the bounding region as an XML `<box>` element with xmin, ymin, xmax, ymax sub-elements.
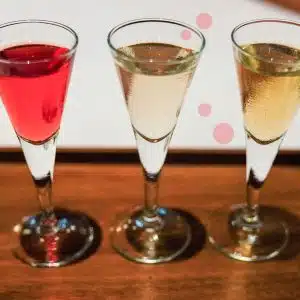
<box><xmin>144</xmin><ymin>172</ymin><xmax>159</xmax><ymax>218</ymax></box>
<box><xmin>34</xmin><ymin>173</ymin><xmax>56</xmax><ymax>232</ymax></box>
<box><xmin>244</xmin><ymin>135</ymin><xmax>283</xmax><ymax>224</ymax></box>
<box><xmin>244</xmin><ymin>170</ymin><xmax>262</xmax><ymax>223</ymax></box>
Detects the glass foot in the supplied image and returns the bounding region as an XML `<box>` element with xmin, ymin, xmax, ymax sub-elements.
<box><xmin>12</xmin><ymin>208</ymin><xmax>94</xmax><ymax>267</ymax></box>
<box><xmin>208</xmin><ymin>204</ymin><xmax>289</xmax><ymax>262</ymax></box>
<box><xmin>110</xmin><ymin>206</ymin><xmax>191</xmax><ymax>264</ymax></box>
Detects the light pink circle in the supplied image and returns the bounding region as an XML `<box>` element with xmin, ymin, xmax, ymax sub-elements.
<box><xmin>181</xmin><ymin>29</ymin><xmax>191</xmax><ymax>40</ymax></box>
<box><xmin>196</xmin><ymin>13</ymin><xmax>212</xmax><ymax>29</ymax></box>
<box><xmin>213</xmin><ymin>123</ymin><xmax>234</xmax><ymax>144</ymax></box>
<box><xmin>198</xmin><ymin>104</ymin><xmax>211</xmax><ymax>117</ymax></box>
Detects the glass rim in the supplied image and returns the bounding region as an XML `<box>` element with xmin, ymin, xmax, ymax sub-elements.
<box><xmin>0</xmin><ymin>19</ymin><xmax>78</xmax><ymax>65</ymax></box>
<box><xmin>107</xmin><ymin>17</ymin><xmax>206</xmax><ymax>65</ymax></box>
<box><xmin>231</xmin><ymin>18</ymin><xmax>300</xmax><ymax>66</ymax></box>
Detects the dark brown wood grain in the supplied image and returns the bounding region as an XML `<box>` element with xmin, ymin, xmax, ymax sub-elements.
<box><xmin>0</xmin><ymin>148</ymin><xmax>299</xmax><ymax>165</ymax></box>
<box><xmin>0</xmin><ymin>162</ymin><xmax>300</xmax><ymax>299</ymax></box>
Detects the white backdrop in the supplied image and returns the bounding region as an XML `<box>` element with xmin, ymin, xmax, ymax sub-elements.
<box><xmin>0</xmin><ymin>0</ymin><xmax>299</xmax><ymax>150</ymax></box>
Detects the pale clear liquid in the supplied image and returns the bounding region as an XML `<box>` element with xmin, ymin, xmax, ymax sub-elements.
<box><xmin>115</xmin><ymin>43</ymin><xmax>198</xmax><ymax>142</ymax></box>
<box><xmin>237</xmin><ymin>43</ymin><xmax>300</xmax><ymax>144</ymax></box>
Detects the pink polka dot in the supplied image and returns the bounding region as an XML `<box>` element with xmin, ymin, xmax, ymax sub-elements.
<box><xmin>196</xmin><ymin>13</ymin><xmax>212</xmax><ymax>29</ymax></box>
<box><xmin>213</xmin><ymin>123</ymin><xmax>234</xmax><ymax>144</ymax></box>
<box><xmin>181</xmin><ymin>29</ymin><xmax>191</xmax><ymax>40</ymax></box>
<box><xmin>198</xmin><ymin>103</ymin><xmax>211</xmax><ymax>117</ymax></box>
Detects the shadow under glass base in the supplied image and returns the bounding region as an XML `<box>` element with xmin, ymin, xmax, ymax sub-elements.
<box><xmin>12</xmin><ymin>208</ymin><xmax>94</xmax><ymax>268</ymax></box>
<box><xmin>208</xmin><ymin>203</ymin><xmax>289</xmax><ymax>262</ymax></box>
<box><xmin>110</xmin><ymin>206</ymin><xmax>191</xmax><ymax>264</ymax></box>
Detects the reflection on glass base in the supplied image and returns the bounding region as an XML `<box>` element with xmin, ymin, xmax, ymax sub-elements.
<box><xmin>208</xmin><ymin>203</ymin><xmax>289</xmax><ymax>262</ymax></box>
<box><xmin>110</xmin><ymin>206</ymin><xmax>191</xmax><ymax>264</ymax></box>
<box><xmin>12</xmin><ymin>208</ymin><xmax>94</xmax><ymax>268</ymax></box>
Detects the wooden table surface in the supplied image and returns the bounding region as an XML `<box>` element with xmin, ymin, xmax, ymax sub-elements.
<box><xmin>1</xmin><ymin>161</ymin><xmax>300</xmax><ymax>300</ymax></box>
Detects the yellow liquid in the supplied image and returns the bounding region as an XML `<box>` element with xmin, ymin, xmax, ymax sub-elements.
<box><xmin>115</xmin><ymin>43</ymin><xmax>198</xmax><ymax>141</ymax></box>
<box><xmin>236</xmin><ymin>43</ymin><xmax>300</xmax><ymax>144</ymax></box>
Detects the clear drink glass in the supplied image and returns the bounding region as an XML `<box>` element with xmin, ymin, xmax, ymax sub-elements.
<box><xmin>209</xmin><ymin>19</ymin><xmax>300</xmax><ymax>261</ymax></box>
<box><xmin>0</xmin><ymin>20</ymin><xmax>94</xmax><ymax>267</ymax></box>
<box><xmin>107</xmin><ymin>18</ymin><xmax>205</xmax><ymax>263</ymax></box>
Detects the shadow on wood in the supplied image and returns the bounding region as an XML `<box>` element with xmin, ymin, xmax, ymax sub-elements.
<box><xmin>173</xmin><ymin>208</ymin><xmax>207</xmax><ymax>262</ymax></box>
<box><xmin>260</xmin><ymin>205</ymin><xmax>300</xmax><ymax>261</ymax></box>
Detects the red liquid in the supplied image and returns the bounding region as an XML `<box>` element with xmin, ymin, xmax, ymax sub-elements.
<box><xmin>0</xmin><ymin>44</ymin><xmax>74</xmax><ymax>142</ymax></box>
